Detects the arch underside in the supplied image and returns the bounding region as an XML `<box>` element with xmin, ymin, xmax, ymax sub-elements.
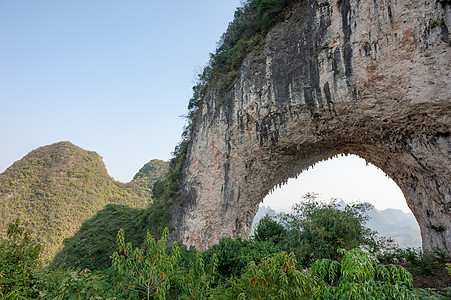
<box><xmin>175</xmin><ymin>0</ymin><xmax>451</xmax><ymax>255</ymax></box>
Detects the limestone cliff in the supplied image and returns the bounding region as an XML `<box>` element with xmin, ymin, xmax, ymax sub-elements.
<box><xmin>174</xmin><ymin>0</ymin><xmax>451</xmax><ymax>254</ymax></box>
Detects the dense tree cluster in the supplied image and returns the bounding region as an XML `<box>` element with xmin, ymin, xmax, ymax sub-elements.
<box><xmin>1</xmin><ymin>196</ymin><xmax>449</xmax><ymax>299</ymax></box>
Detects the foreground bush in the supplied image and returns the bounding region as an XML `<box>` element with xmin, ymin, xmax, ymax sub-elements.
<box><xmin>0</xmin><ymin>219</ymin><xmax>42</xmax><ymax>299</ymax></box>
<box><xmin>310</xmin><ymin>248</ymin><xmax>416</xmax><ymax>299</ymax></box>
<box><xmin>202</xmin><ymin>237</ymin><xmax>280</xmax><ymax>281</ymax></box>
<box><xmin>3</xmin><ymin>218</ymin><xmax>450</xmax><ymax>299</ymax></box>
<box><xmin>209</xmin><ymin>248</ymin><xmax>421</xmax><ymax>299</ymax></box>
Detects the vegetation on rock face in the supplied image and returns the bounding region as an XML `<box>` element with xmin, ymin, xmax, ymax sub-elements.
<box><xmin>0</xmin><ymin>142</ymin><xmax>168</xmax><ymax>262</ymax></box>
<box><xmin>152</xmin><ymin>0</ymin><xmax>298</xmax><ymax>227</ymax></box>
<box><xmin>2</xmin><ymin>0</ymin><xmax>449</xmax><ymax>297</ymax></box>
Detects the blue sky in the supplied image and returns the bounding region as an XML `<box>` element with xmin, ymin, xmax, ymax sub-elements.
<box><xmin>0</xmin><ymin>1</ymin><xmax>410</xmax><ymax>212</ymax></box>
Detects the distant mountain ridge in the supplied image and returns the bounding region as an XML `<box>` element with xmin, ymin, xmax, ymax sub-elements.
<box><xmin>253</xmin><ymin>202</ymin><xmax>421</xmax><ymax>249</ymax></box>
<box><xmin>364</xmin><ymin>205</ymin><xmax>421</xmax><ymax>249</ymax></box>
<box><xmin>0</xmin><ymin>141</ymin><xmax>168</xmax><ymax>261</ymax></box>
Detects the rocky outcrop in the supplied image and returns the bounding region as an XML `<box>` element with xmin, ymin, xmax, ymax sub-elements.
<box><xmin>174</xmin><ymin>0</ymin><xmax>451</xmax><ymax>254</ymax></box>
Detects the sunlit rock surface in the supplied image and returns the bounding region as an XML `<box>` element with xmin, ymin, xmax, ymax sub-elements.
<box><xmin>173</xmin><ymin>0</ymin><xmax>451</xmax><ymax>254</ymax></box>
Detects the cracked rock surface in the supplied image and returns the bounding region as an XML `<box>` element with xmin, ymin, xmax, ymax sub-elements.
<box><xmin>173</xmin><ymin>0</ymin><xmax>451</xmax><ymax>254</ymax></box>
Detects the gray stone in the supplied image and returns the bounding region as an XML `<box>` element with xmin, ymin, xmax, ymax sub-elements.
<box><xmin>173</xmin><ymin>0</ymin><xmax>451</xmax><ymax>255</ymax></box>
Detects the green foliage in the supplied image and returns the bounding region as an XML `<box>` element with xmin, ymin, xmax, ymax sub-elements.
<box><xmin>0</xmin><ymin>142</ymin><xmax>168</xmax><ymax>262</ymax></box>
<box><xmin>282</xmin><ymin>194</ymin><xmax>370</xmax><ymax>264</ymax></box>
<box><xmin>171</xmin><ymin>250</ymin><xmax>218</xmax><ymax>299</ymax></box>
<box><xmin>152</xmin><ymin>0</ymin><xmax>297</xmax><ymax>225</ymax></box>
<box><xmin>151</xmin><ymin>141</ymin><xmax>189</xmax><ymax>212</ymax></box>
<box><xmin>52</xmin><ymin>204</ymin><xmax>157</xmax><ymax>271</ymax></box>
<box><xmin>207</xmin><ymin>0</ymin><xmax>294</xmax><ymax>89</ymax></box>
<box><xmin>111</xmin><ymin>227</ymin><xmax>180</xmax><ymax>300</ymax></box>
<box><xmin>0</xmin><ymin>219</ymin><xmax>42</xmax><ymax>299</ymax></box>
<box><xmin>253</xmin><ymin>215</ymin><xmax>287</xmax><ymax>244</ymax></box>
<box><xmin>411</xmin><ymin>288</ymin><xmax>451</xmax><ymax>299</ymax></box>
<box><xmin>5</xmin><ymin>218</ymin><xmax>445</xmax><ymax>299</ymax></box>
<box><xmin>131</xmin><ymin>160</ymin><xmax>169</xmax><ymax>197</ymax></box>
<box><xmin>310</xmin><ymin>248</ymin><xmax>418</xmax><ymax>299</ymax></box>
<box><xmin>202</xmin><ymin>237</ymin><xmax>280</xmax><ymax>281</ymax></box>
<box><xmin>48</xmin><ymin>269</ymin><xmax>106</xmax><ymax>300</ymax></box>
<box><xmin>257</xmin><ymin>193</ymin><xmax>393</xmax><ymax>267</ymax></box>
<box><xmin>0</xmin><ymin>220</ymin><xmax>108</xmax><ymax>299</ymax></box>
<box><xmin>397</xmin><ymin>248</ymin><xmax>448</xmax><ymax>276</ymax></box>
<box><xmin>209</xmin><ymin>248</ymin><xmax>420</xmax><ymax>299</ymax></box>
<box><xmin>242</xmin><ymin>251</ymin><xmax>315</xmax><ymax>299</ymax></box>
<box><xmin>183</xmin><ymin>0</ymin><xmax>295</xmax><ymax>133</ymax></box>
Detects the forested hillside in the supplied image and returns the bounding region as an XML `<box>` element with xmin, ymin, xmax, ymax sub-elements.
<box><xmin>0</xmin><ymin>142</ymin><xmax>168</xmax><ymax>261</ymax></box>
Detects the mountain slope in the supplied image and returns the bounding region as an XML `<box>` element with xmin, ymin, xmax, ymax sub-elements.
<box><xmin>129</xmin><ymin>159</ymin><xmax>170</xmax><ymax>197</ymax></box>
<box><xmin>51</xmin><ymin>204</ymin><xmax>153</xmax><ymax>271</ymax></box>
<box><xmin>0</xmin><ymin>142</ymin><xmax>168</xmax><ymax>261</ymax></box>
<box><xmin>365</xmin><ymin>206</ymin><xmax>421</xmax><ymax>248</ymax></box>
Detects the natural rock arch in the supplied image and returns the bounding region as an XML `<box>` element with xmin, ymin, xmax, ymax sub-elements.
<box><xmin>172</xmin><ymin>0</ymin><xmax>451</xmax><ymax>254</ymax></box>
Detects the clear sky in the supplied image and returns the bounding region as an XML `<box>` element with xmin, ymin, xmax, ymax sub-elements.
<box><xmin>262</xmin><ymin>155</ymin><xmax>409</xmax><ymax>212</ymax></box>
<box><xmin>0</xmin><ymin>1</ymin><xmax>410</xmax><ymax>213</ymax></box>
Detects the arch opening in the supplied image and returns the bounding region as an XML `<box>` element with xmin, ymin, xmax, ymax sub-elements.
<box><xmin>239</xmin><ymin>141</ymin><xmax>450</xmax><ymax>255</ymax></box>
<box><xmin>254</xmin><ymin>154</ymin><xmax>421</xmax><ymax>249</ymax></box>
<box><xmin>179</xmin><ymin>135</ymin><xmax>450</xmax><ymax>255</ymax></box>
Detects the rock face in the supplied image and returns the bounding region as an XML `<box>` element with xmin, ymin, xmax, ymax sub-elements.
<box><xmin>174</xmin><ymin>0</ymin><xmax>451</xmax><ymax>254</ymax></box>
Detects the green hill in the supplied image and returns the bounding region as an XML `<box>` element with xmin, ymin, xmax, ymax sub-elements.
<box><xmin>129</xmin><ymin>159</ymin><xmax>170</xmax><ymax>197</ymax></box>
<box><xmin>0</xmin><ymin>142</ymin><xmax>168</xmax><ymax>262</ymax></box>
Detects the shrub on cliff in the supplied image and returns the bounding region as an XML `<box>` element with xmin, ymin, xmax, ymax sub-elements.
<box><xmin>152</xmin><ymin>0</ymin><xmax>298</xmax><ymax>219</ymax></box>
